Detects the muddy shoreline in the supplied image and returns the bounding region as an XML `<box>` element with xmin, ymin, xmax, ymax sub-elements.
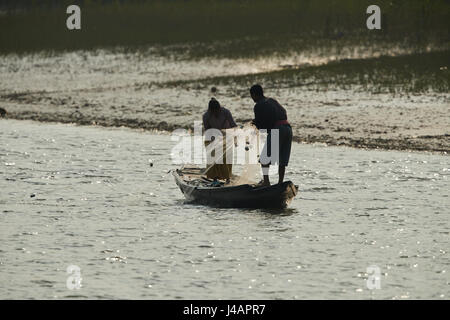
<box><xmin>1</xmin><ymin>50</ymin><xmax>448</xmax><ymax>154</ymax></box>
<box><xmin>2</xmin><ymin>111</ymin><xmax>448</xmax><ymax>154</ymax></box>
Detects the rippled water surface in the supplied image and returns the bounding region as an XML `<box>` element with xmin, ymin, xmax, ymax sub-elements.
<box><xmin>0</xmin><ymin>119</ymin><xmax>448</xmax><ymax>299</ymax></box>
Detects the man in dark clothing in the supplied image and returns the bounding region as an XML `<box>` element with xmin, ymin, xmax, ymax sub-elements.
<box><xmin>250</xmin><ymin>84</ymin><xmax>293</xmax><ymax>186</ymax></box>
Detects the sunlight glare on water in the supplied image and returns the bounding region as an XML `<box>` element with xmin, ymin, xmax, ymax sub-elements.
<box><xmin>0</xmin><ymin>120</ymin><xmax>448</xmax><ymax>299</ymax></box>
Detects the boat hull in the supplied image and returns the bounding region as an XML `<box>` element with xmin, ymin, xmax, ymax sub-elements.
<box><xmin>172</xmin><ymin>169</ymin><xmax>298</xmax><ymax>209</ymax></box>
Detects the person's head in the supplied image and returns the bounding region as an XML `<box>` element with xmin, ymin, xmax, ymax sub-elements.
<box><xmin>250</xmin><ymin>84</ymin><xmax>264</xmax><ymax>102</ymax></box>
<box><xmin>208</xmin><ymin>97</ymin><xmax>221</xmax><ymax>116</ymax></box>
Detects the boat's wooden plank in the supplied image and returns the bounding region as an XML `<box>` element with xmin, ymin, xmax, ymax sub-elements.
<box><xmin>172</xmin><ymin>168</ymin><xmax>298</xmax><ymax>209</ymax></box>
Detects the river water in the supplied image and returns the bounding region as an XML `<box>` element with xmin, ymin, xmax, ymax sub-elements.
<box><xmin>0</xmin><ymin>119</ymin><xmax>448</xmax><ymax>299</ymax></box>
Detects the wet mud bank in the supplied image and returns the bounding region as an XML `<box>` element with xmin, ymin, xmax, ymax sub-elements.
<box><xmin>1</xmin><ymin>50</ymin><xmax>448</xmax><ymax>153</ymax></box>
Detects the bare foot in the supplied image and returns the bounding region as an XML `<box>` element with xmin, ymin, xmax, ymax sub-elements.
<box><xmin>255</xmin><ymin>180</ymin><xmax>270</xmax><ymax>187</ymax></box>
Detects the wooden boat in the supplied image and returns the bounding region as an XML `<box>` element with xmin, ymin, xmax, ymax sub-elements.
<box><xmin>172</xmin><ymin>165</ymin><xmax>298</xmax><ymax>208</ymax></box>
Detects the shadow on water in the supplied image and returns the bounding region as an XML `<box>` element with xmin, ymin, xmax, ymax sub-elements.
<box><xmin>250</xmin><ymin>207</ymin><xmax>297</xmax><ymax>217</ymax></box>
<box><xmin>178</xmin><ymin>199</ymin><xmax>297</xmax><ymax>217</ymax></box>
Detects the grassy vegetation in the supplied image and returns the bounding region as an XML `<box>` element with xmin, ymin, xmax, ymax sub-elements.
<box><xmin>159</xmin><ymin>50</ymin><xmax>450</xmax><ymax>93</ymax></box>
<box><xmin>0</xmin><ymin>0</ymin><xmax>449</xmax><ymax>56</ymax></box>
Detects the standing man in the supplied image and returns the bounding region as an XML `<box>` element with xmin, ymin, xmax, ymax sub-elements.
<box><xmin>250</xmin><ymin>84</ymin><xmax>293</xmax><ymax>186</ymax></box>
